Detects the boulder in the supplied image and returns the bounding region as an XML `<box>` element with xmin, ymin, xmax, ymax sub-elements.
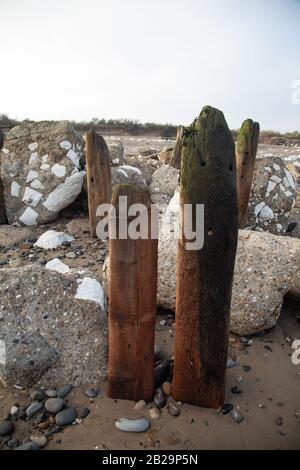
<box><xmin>123</xmin><ymin>155</ymin><xmax>160</xmax><ymax>185</ymax></box>
<box><xmin>111</xmin><ymin>165</ymin><xmax>146</xmax><ymax>189</ymax></box>
<box><xmin>107</xmin><ymin>139</ymin><xmax>124</xmax><ymax>166</ymax></box>
<box><xmin>0</xmin><ymin>121</ymin><xmax>85</xmax><ymax>226</ymax></box>
<box><xmin>103</xmin><ymin>193</ymin><xmax>300</xmax><ymax>336</ymax></box>
<box><xmin>159</xmin><ymin>146</ymin><xmax>174</xmax><ymax>164</ymax></box>
<box><xmin>149</xmin><ymin>166</ymin><xmax>179</xmax><ymax>212</ymax></box>
<box><xmin>0</xmin><ymin>265</ymin><xmax>108</xmax><ymax>387</ymax></box>
<box><xmin>246</xmin><ymin>156</ymin><xmax>296</xmax><ymax>234</ymax></box>
<box><xmin>0</xmin><ymin>225</ymin><xmax>33</xmax><ymax>249</ymax></box>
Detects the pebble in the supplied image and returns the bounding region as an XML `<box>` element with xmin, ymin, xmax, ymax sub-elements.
<box><xmin>38</xmin><ymin>420</ymin><xmax>50</xmax><ymax>430</ymax></box>
<box><xmin>57</xmin><ymin>384</ymin><xmax>73</xmax><ymax>398</ymax></box>
<box><xmin>7</xmin><ymin>438</ymin><xmax>19</xmax><ymax>449</ymax></box>
<box><xmin>154</xmin><ymin>388</ymin><xmax>167</xmax><ymax>409</ymax></box>
<box><xmin>10</xmin><ymin>405</ymin><xmax>19</xmax><ymax>415</ymax></box>
<box><xmin>168</xmin><ymin>402</ymin><xmax>180</xmax><ymax>417</ymax></box>
<box><xmin>243</xmin><ymin>365</ymin><xmax>251</xmax><ymax>372</ymax></box>
<box><xmin>115</xmin><ymin>417</ymin><xmax>151</xmax><ymax>432</ymax></box>
<box><xmin>45</xmin><ymin>398</ymin><xmax>65</xmax><ymax>414</ymax></box>
<box><xmin>45</xmin><ymin>425</ymin><xmax>63</xmax><ymax>437</ymax></box>
<box><xmin>227</xmin><ymin>358</ymin><xmax>237</xmax><ymax>369</ymax></box>
<box><xmin>231</xmin><ymin>386</ymin><xmax>242</xmax><ymax>395</ymax></box>
<box><xmin>0</xmin><ymin>419</ymin><xmax>14</xmax><ymax>436</ymax></box>
<box><xmin>155</xmin><ymin>360</ymin><xmax>171</xmax><ymax>388</ymax></box>
<box><xmin>55</xmin><ymin>407</ymin><xmax>77</xmax><ymax>426</ymax></box>
<box><xmin>66</xmin><ymin>251</ymin><xmax>76</xmax><ymax>259</ymax></box>
<box><xmin>46</xmin><ymin>389</ymin><xmax>58</xmax><ymax>398</ymax></box>
<box><xmin>26</xmin><ymin>402</ymin><xmax>43</xmax><ymax>418</ymax></box>
<box><xmin>78</xmin><ymin>407</ymin><xmax>90</xmax><ymax>419</ymax></box>
<box><xmin>84</xmin><ymin>387</ymin><xmax>99</xmax><ymax>398</ymax></box>
<box><xmin>149</xmin><ymin>407</ymin><xmax>161</xmax><ymax>420</ymax></box>
<box><xmin>134</xmin><ymin>400</ymin><xmax>147</xmax><ymax>411</ymax></box>
<box><xmin>219</xmin><ymin>403</ymin><xmax>234</xmax><ymax>415</ymax></box>
<box><xmin>30</xmin><ymin>389</ymin><xmax>46</xmax><ymax>401</ymax></box>
<box><xmin>154</xmin><ymin>344</ymin><xmax>164</xmax><ymax>362</ymax></box>
<box><xmin>30</xmin><ymin>432</ymin><xmax>48</xmax><ymax>448</ymax></box>
<box><xmin>229</xmin><ymin>409</ymin><xmax>244</xmax><ymax>424</ymax></box>
<box><xmin>159</xmin><ymin>319</ymin><xmax>167</xmax><ymax>326</ymax></box>
<box><xmin>162</xmin><ymin>381</ymin><xmax>172</xmax><ymax>396</ymax></box>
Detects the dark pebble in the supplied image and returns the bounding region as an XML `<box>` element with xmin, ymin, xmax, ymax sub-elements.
<box><xmin>243</xmin><ymin>365</ymin><xmax>251</xmax><ymax>372</ymax></box>
<box><xmin>231</xmin><ymin>386</ymin><xmax>243</xmax><ymax>395</ymax></box>
<box><xmin>0</xmin><ymin>420</ymin><xmax>14</xmax><ymax>436</ymax></box>
<box><xmin>30</xmin><ymin>389</ymin><xmax>46</xmax><ymax>402</ymax></box>
<box><xmin>84</xmin><ymin>388</ymin><xmax>99</xmax><ymax>398</ymax></box>
<box><xmin>45</xmin><ymin>398</ymin><xmax>65</xmax><ymax>414</ymax></box>
<box><xmin>154</xmin><ymin>389</ymin><xmax>166</xmax><ymax>409</ymax></box>
<box><xmin>168</xmin><ymin>402</ymin><xmax>180</xmax><ymax>417</ymax></box>
<box><xmin>55</xmin><ymin>408</ymin><xmax>77</xmax><ymax>426</ymax></box>
<box><xmin>154</xmin><ymin>344</ymin><xmax>164</xmax><ymax>362</ymax></box>
<box><xmin>79</xmin><ymin>407</ymin><xmax>90</xmax><ymax>419</ymax></box>
<box><xmin>7</xmin><ymin>438</ymin><xmax>19</xmax><ymax>449</ymax></box>
<box><xmin>26</xmin><ymin>402</ymin><xmax>43</xmax><ymax>418</ymax></box>
<box><xmin>57</xmin><ymin>384</ymin><xmax>73</xmax><ymax>399</ymax></box>
<box><xmin>219</xmin><ymin>403</ymin><xmax>234</xmax><ymax>415</ymax></box>
<box><xmin>154</xmin><ymin>360</ymin><xmax>172</xmax><ymax>388</ymax></box>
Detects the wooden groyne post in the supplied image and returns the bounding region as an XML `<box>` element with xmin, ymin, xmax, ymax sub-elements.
<box><xmin>107</xmin><ymin>184</ymin><xmax>158</xmax><ymax>402</ymax></box>
<box><xmin>236</xmin><ymin>119</ymin><xmax>260</xmax><ymax>228</ymax></box>
<box><xmin>86</xmin><ymin>129</ymin><xmax>112</xmax><ymax>238</ymax></box>
<box><xmin>172</xmin><ymin>106</ymin><xmax>238</xmax><ymax>409</ymax></box>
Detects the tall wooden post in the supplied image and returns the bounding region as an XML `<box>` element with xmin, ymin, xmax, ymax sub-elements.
<box><xmin>86</xmin><ymin>129</ymin><xmax>112</xmax><ymax>238</ymax></box>
<box><xmin>236</xmin><ymin>119</ymin><xmax>260</xmax><ymax>228</ymax></box>
<box><xmin>172</xmin><ymin>106</ymin><xmax>238</xmax><ymax>409</ymax></box>
<box><xmin>107</xmin><ymin>184</ymin><xmax>158</xmax><ymax>402</ymax></box>
<box><xmin>170</xmin><ymin>126</ymin><xmax>184</xmax><ymax>169</ymax></box>
<box><xmin>0</xmin><ymin>180</ymin><xmax>6</xmax><ymax>225</ymax></box>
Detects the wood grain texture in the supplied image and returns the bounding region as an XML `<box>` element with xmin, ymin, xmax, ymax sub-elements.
<box><xmin>0</xmin><ymin>180</ymin><xmax>7</xmax><ymax>224</ymax></box>
<box><xmin>107</xmin><ymin>185</ymin><xmax>158</xmax><ymax>402</ymax></box>
<box><xmin>170</xmin><ymin>126</ymin><xmax>184</xmax><ymax>169</ymax></box>
<box><xmin>86</xmin><ymin>129</ymin><xmax>112</xmax><ymax>238</ymax></box>
<box><xmin>172</xmin><ymin>106</ymin><xmax>238</xmax><ymax>408</ymax></box>
<box><xmin>236</xmin><ymin>119</ymin><xmax>260</xmax><ymax>228</ymax></box>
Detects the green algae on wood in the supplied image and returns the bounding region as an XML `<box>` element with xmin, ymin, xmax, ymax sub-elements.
<box><xmin>172</xmin><ymin>106</ymin><xmax>238</xmax><ymax>409</ymax></box>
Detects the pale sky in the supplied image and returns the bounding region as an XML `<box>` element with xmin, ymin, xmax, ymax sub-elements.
<box><xmin>1</xmin><ymin>0</ymin><xmax>300</xmax><ymax>131</ymax></box>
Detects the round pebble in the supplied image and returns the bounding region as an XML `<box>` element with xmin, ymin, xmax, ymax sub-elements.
<box><xmin>229</xmin><ymin>409</ymin><xmax>244</xmax><ymax>424</ymax></box>
<box><xmin>0</xmin><ymin>419</ymin><xmax>14</xmax><ymax>436</ymax></box>
<box><xmin>10</xmin><ymin>405</ymin><xmax>18</xmax><ymax>415</ymax></box>
<box><xmin>26</xmin><ymin>402</ymin><xmax>43</xmax><ymax>418</ymax></box>
<box><xmin>134</xmin><ymin>400</ymin><xmax>146</xmax><ymax>411</ymax></box>
<box><xmin>66</xmin><ymin>251</ymin><xmax>76</xmax><ymax>259</ymax></box>
<box><xmin>7</xmin><ymin>438</ymin><xmax>19</xmax><ymax>449</ymax></box>
<box><xmin>115</xmin><ymin>417</ymin><xmax>150</xmax><ymax>432</ymax></box>
<box><xmin>45</xmin><ymin>398</ymin><xmax>65</xmax><ymax>414</ymax></box>
<box><xmin>162</xmin><ymin>381</ymin><xmax>172</xmax><ymax>396</ymax></box>
<box><xmin>55</xmin><ymin>407</ymin><xmax>77</xmax><ymax>426</ymax></box>
<box><xmin>46</xmin><ymin>389</ymin><xmax>57</xmax><ymax>398</ymax></box>
<box><xmin>84</xmin><ymin>387</ymin><xmax>99</xmax><ymax>398</ymax></box>
<box><xmin>79</xmin><ymin>407</ymin><xmax>90</xmax><ymax>419</ymax></box>
<box><xmin>15</xmin><ymin>442</ymin><xmax>34</xmax><ymax>450</ymax></box>
<box><xmin>57</xmin><ymin>384</ymin><xmax>73</xmax><ymax>398</ymax></box>
<box><xmin>149</xmin><ymin>407</ymin><xmax>160</xmax><ymax>420</ymax></box>
<box><xmin>31</xmin><ymin>432</ymin><xmax>48</xmax><ymax>448</ymax></box>
<box><xmin>168</xmin><ymin>402</ymin><xmax>180</xmax><ymax>417</ymax></box>
<box><xmin>30</xmin><ymin>389</ymin><xmax>46</xmax><ymax>401</ymax></box>
<box><xmin>154</xmin><ymin>389</ymin><xmax>166</xmax><ymax>409</ymax></box>
<box><xmin>220</xmin><ymin>403</ymin><xmax>234</xmax><ymax>415</ymax></box>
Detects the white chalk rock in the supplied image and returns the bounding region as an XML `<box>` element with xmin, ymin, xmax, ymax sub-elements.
<box><xmin>75</xmin><ymin>277</ymin><xmax>105</xmax><ymax>309</ymax></box>
<box><xmin>46</xmin><ymin>258</ymin><xmax>70</xmax><ymax>274</ymax></box>
<box><xmin>34</xmin><ymin>230</ymin><xmax>74</xmax><ymax>250</ymax></box>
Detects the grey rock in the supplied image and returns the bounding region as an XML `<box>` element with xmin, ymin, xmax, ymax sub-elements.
<box><xmin>0</xmin><ymin>265</ymin><xmax>108</xmax><ymax>387</ymax></box>
<box><xmin>115</xmin><ymin>417</ymin><xmax>150</xmax><ymax>433</ymax></box>
<box><xmin>111</xmin><ymin>165</ymin><xmax>146</xmax><ymax>189</ymax></box>
<box><xmin>45</xmin><ymin>398</ymin><xmax>65</xmax><ymax>414</ymax></box>
<box><xmin>84</xmin><ymin>387</ymin><xmax>99</xmax><ymax>398</ymax></box>
<box><xmin>78</xmin><ymin>407</ymin><xmax>90</xmax><ymax>419</ymax></box>
<box><xmin>30</xmin><ymin>433</ymin><xmax>48</xmax><ymax>448</ymax></box>
<box><xmin>0</xmin><ymin>420</ymin><xmax>14</xmax><ymax>436</ymax></box>
<box><xmin>15</xmin><ymin>442</ymin><xmax>35</xmax><ymax>450</ymax></box>
<box><xmin>149</xmin><ymin>166</ymin><xmax>179</xmax><ymax>212</ymax></box>
<box><xmin>57</xmin><ymin>384</ymin><xmax>73</xmax><ymax>398</ymax></box>
<box><xmin>168</xmin><ymin>402</ymin><xmax>180</xmax><ymax>417</ymax></box>
<box><xmin>0</xmin><ymin>121</ymin><xmax>85</xmax><ymax>225</ymax></box>
<box><xmin>107</xmin><ymin>140</ymin><xmax>124</xmax><ymax>166</ymax></box>
<box><xmin>45</xmin><ymin>389</ymin><xmax>57</xmax><ymax>398</ymax></box>
<box><xmin>7</xmin><ymin>438</ymin><xmax>19</xmax><ymax>449</ymax></box>
<box><xmin>55</xmin><ymin>407</ymin><xmax>77</xmax><ymax>426</ymax></box>
<box><xmin>26</xmin><ymin>402</ymin><xmax>43</xmax><ymax>418</ymax></box>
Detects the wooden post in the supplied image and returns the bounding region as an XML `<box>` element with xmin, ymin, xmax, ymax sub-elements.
<box><xmin>107</xmin><ymin>184</ymin><xmax>158</xmax><ymax>402</ymax></box>
<box><xmin>86</xmin><ymin>129</ymin><xmax>112</xmax><ymax>238</ymax></box>
<box><xmin>170</xmin><ymin>126</ymin><xmax>184</xmax><ymax>169</ymax></box>
<box><xmin>172</xmin><ymin>106</ymin><xmax>238</xmax><ymax>409</ymax></box>
<box><xmin>236</xmin><ymin>119</ymin><xmax>260</xmax><ymax>228</ymax></box>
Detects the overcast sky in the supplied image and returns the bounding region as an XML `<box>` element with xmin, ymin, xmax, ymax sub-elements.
<box><xmin>1</xmin><ymin>0</ymin><xmax>299</xmax><ymax>131</ymax></box>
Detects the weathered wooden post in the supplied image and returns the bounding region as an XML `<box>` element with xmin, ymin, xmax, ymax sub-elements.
<box><xmin>172</xmin><ymin>106</ymin><xmax>238</xmax><ymax>409</ymax></box>
<box><xmin>0</xmin><ymin>180</ymin><xmax>6</xmax><ymax>225</ymax></box>
<box><xmin>107</xmin><ymin>184</ymin><xmax>158</xmax><ymax>402</ymax></box>
<box><xmin>170</xmin><ymin>126</ymin><xmax>184</xmax><ymax>169</ymax></box>
<box><xmin>236</xmin><ymin>119</ymin><xmax>260</xmax><ymax>228</ymax></box>
<box><xmin>86</xmin><ymin>129</ymin><xmax>112</xmax><ymax>238</ymax></box>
